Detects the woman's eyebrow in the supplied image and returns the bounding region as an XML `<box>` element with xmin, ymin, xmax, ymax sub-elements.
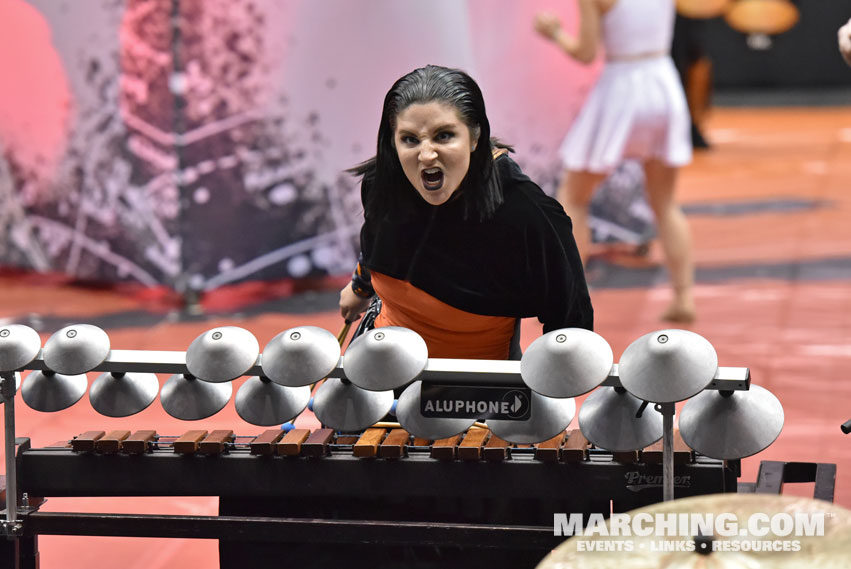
<box><xmin>432</xmin><ymin>123</ymin><xmax>457</xmax><ymax>132</ymax></box>
<box><xmin>396</xmin><ymin>123</ymin><xmax>458</xmax><ymax>136</ymax></box>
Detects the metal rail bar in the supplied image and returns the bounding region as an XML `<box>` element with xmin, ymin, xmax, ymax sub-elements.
<box><xmin>24</xmin><ymin>511</ymin><xmax>561</xmax><ymax>549</ymax></box>
<box><xmin>21</xmin><ymin>350</ymin><xmax>752</xmax><ymax>390</ymax></box>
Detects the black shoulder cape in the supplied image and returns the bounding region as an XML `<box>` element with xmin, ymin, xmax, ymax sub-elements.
<box><xmin>359</xmin><ymin>155</ymin><xmax>593</xmax><ymax>333</ymax></box>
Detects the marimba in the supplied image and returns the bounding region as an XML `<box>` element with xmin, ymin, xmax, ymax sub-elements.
<box><xmin>9</xmin><ymin>426</ymin><xmax>739</xmax><ymax>569</ymax></box>
<box><xmin>0</xmin><ymin>322</ymin><xmax>796</xmax><ymax>569</ymax></box>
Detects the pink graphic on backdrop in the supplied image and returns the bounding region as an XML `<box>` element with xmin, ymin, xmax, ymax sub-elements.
<box><xmin>0</xmin><ymin>0</ymin><xmax>604</xmax><ymax>286</ymax></box>
<box><xmin>0</xmin><ymin>0</ymin><xmax>72</xmax><ymax>181</ymax></box>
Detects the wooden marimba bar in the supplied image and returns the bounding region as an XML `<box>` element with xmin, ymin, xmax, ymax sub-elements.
<box><xmin>57</xmin><ymin>426</ymin><xmax>699</xmax><ymax>464</ymax></box>
<box><xmin>18</xmin><ymin>425</ymin><xmax>735</xmax><ymax>503</ymax></box>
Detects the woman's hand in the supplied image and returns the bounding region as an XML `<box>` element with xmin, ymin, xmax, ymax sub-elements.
<box><xmin>534</xmin><ymin>12</ymin><xmax>563</xmax><ymax>41</ymax></box>
<box><xmin>534</xmin><ymin>2</ymin><xmax>600</xmax><ymax>64</ymax></box>
<box><xmin>339</xmin><ymin>283</ymin><xmax>372</xmax><ymax>323</ymax></box>
<box><xmin>840</xmin><ymin>18</ymin><xmax>851</xmax><ymax>66</ymax></box>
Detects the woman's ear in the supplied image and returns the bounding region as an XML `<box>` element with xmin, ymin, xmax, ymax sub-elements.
<box><xmin>471</xmin><ymin>125</ymin><xmax>481</xmax><ymax>152</ymax></box>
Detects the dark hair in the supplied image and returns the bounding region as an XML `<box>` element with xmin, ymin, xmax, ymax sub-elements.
<box><xmin>349</xmin><ymin>65</ymin><xmax>508</xmax><ymax>221</ymax></box>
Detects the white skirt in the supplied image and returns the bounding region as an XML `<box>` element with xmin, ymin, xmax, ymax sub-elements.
<box><xmin>560</xmin><ymin>56</ymin><xmax>692</xmax><ymax>173</ymax></box>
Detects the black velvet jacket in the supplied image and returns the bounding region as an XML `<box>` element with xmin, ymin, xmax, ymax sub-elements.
<box><xmin>359</xmin><ymin>155</ymin><xmax>593</xmax><ymax>333</ymax></box>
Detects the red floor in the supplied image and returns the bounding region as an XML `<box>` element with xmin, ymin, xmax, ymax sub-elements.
<box><xmin>3</xmin><ymin>105</ymin><xmax>851</xmax><ymax>567</ymax></box>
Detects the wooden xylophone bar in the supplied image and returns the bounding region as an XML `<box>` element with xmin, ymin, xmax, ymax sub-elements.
<box><xmin>58</xmin><ymin>426</ymin><xmax>698</xmax><ymax>464</ymax></box>
<box><xmin>19</xmin><ymin>427</ymin><xmax>733</xmax><ymax>503</ymax></box>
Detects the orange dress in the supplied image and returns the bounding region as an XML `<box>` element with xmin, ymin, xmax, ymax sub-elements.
<box><xmin>372</xmin><ymin>272</ymin><xmax>516</xmax><ymax>360</ymax></box>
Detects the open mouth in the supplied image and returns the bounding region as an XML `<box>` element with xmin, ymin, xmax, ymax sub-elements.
<box><xmin>421</xmin><ymin>167</ymin><xmax>444</xmax><ymax>191</ymax></box>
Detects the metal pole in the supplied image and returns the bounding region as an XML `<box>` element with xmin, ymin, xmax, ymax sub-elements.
<box><xmin>660</xmin><ymin>402</ymin><xmax>675</xmax><ymax>502</ymax></box>
<box><xmin>1</xmin><ymin>373</ymin><xmax>16</xmax><ymax>523</ymax></box>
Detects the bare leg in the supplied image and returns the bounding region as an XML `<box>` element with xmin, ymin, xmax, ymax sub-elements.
<box><xmin>558</xmin><ymin>169</ymin><xmax>607</xmax><ymax>265</ymax></box>
<box><xmin>643</xmin><ymin>159</ymin><xmax>696</xmax><ymax>323</ymax></box>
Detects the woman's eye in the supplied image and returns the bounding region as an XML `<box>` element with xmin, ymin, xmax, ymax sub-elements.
<box><xmin>400</xmin><ymin>135</ymin><xmax>418</xmax><ymax>145</ymax></box>
<box><xmin>436</xmin><ymin>131</ymin><xmax>454</xmax><ymax>142</ymax></box>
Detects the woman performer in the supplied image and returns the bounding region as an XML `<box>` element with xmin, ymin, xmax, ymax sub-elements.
<box><xmin>339</xmin><ymin>64</ymin><xmax>593</xmax><ymax>358</ymax></box>
<box><xmin>535</xmin><ymin>0</ymin><xmax>697</xmax><ymax>323</ymax></box>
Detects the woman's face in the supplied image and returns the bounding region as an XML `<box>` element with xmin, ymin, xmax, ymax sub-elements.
<box><xmin>393</xmin><ymin>101</ymin><xmax>479</xmax><ymax>206</ymax></box>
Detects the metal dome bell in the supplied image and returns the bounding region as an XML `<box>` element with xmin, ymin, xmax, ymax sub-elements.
<box><xmin>343</xmin><ymin>327</ymin><xmax>427</xmax><ymax>392</ymax></box>
<box><xmin>89</xmin><ymin>371</ymin><xmax>159</xmax><ymax>417</ymax></box>
<box><xmin>578</xmin><ymin>387</ymin><xmax>663</xmax><ymax>452</ymax></box>
<box><xmin>22</xmin><ymin>370</ymin><xmax>88</xmax><ymax>412</ymax></box>
<box><xmin>679</xmin><ymin>384</ymin><xmax>784</xmax><ymax>460</ymax></box>
<box><xmin>0</xmin><ymin>324</ymin><xmax>41</xmax><ymax>372</ymax></box>
<box><xmin>520</xmin><ymin>328</ymin><xmax>613</xmax><ymax>398</ymax></box>
<box><xmin>312</xmin><ymin>377</ymin><xmax>394</xmax><ymax>432</ymax></box>
<box><xmin>619</xmin><ymin>329</ymin><xmax>718</xmax><ymax>404</ymax></box>
<box><xmin>487</xmin><ymin>391</ymin><xmax>576</xmax><ymax>444</ymax></box>
<box><xmin>43</xmin><ymin>324</ymin><xmax>110</xmax><ymax>375</ymax></box>
<box><xmin>395</xmin><ymin>381</ymin><xmax>476</xmax><ymax>440</ymax></box>
<box><xmin>235</xmin><ymin>376</ymin><xmax>310</xmax><ymax>426</ymax></box>
<box><xmin>160</xmin><ymin>373</ymin><xmax>232</xmax><ymax>420</ymax></box>
<box><xmin>261</xmin><ymin>326</ymin><xmax>340</xmax><ymax>387</ymax></box>
<box><xmin>185</xmin><ymin>326</ymin><xmax>259</xmax><ymax>383</ymax></box>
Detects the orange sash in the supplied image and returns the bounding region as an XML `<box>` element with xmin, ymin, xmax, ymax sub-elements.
<box><xmin>372</xmin><ymin>272</ymin><xmax>516</xmax><ymax>360</ymax></box>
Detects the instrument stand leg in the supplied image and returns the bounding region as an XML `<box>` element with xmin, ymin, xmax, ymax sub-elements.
<box><xmin>1</xmin><ymin>373</ymin><xmax>23</xmax><ymax>568</ymax></box>
<box><xmin>2</xmin><ymin>373</ymin><xmax>18</xmax><ymax>527</ymax></box>
<box><xmin>0</xmin><ymin>533</ymin><xmax>34</xmax><ymax>569</ymax></box>
<box><xmin>0</xmin><ymin>536</ymin><xmax>20</xmax><ymax>569</ymax></box>
<box><xmin>657</xmin><ymin>402</ymin><xmax>676</xmax><ymax>502</ymax></box>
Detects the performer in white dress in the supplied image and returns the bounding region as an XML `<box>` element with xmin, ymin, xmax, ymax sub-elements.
<box><xmin>840</xmin><ymin>17</ymin><xmax>851</xmax><ymax>66</ymax></box>
<box><xmin>535</xmin><ymin>0</ymin><xmax>696</xmax><ymax>323</ymax></box>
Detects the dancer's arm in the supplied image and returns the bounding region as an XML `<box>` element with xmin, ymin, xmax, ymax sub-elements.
<box><xmin>534</xmin><ymin>0</ymin><xmax>613</xmax><ymax>64</ymax></box>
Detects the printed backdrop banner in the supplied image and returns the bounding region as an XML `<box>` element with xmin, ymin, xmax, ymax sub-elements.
<box><xmin>0</xmin><ymin>0</ymin><xmax>599</xmax><ymax>291</ymax></box>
